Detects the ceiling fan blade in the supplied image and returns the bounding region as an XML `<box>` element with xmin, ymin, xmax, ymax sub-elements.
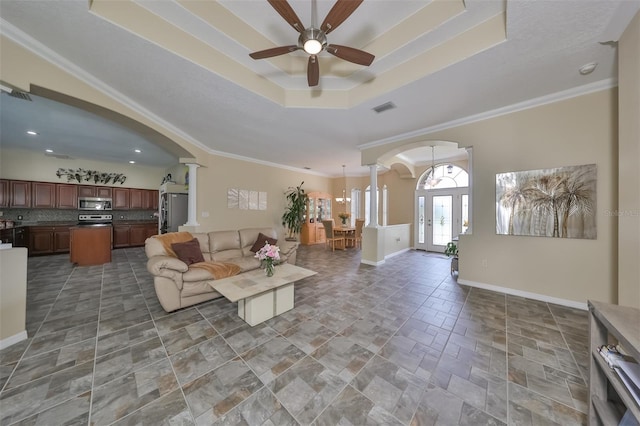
<box><xmin>267</xmin><ymin>0</ymin><xmax>305</xmax><ymax>33</ymax></box>
<box><xmin>308</xmin><ymin>55</ymin><xmax>319</xmax><ymax>87</ymax></box>
<box><xmin>321</xmin><ymin>0</ymin><xmax>364</xmax><ymax>34</ymax></box>
<box><xmin>326</xmin><ymin>44</ymin><xmax>374</xmax><ymax>66</ymax></box>
<box><xmin>249</xmin><ymin>45</ymin><xmax>300</xmax><ymax>59</ymax></box>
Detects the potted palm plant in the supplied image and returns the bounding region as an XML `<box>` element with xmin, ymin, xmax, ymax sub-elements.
<box><xmin>281</xmin><ymin>181</ymin><xmax>309</xmax><ymax>241</ymax></box>
<box><xmin>444</xmin><ymin>241</ymin><xmax>459</xmax><ymax>274</ymax></box>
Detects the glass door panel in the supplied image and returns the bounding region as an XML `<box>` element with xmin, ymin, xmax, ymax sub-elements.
<box><xmin>431</xmin><ymin>195</ymin><xmax>452</xmax><ymax>249</ymax></box>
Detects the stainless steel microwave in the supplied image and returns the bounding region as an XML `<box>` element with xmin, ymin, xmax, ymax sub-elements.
<box><xmin>78</xmin><ymin>197</ymin><xmax>112</xmax><ymax>211</ymax></box>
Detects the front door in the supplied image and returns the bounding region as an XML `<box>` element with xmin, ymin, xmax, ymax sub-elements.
<box><xmin>415</xmin><ymin>189</ymin><xmax>468</xmax><ymax>252</ymax></box>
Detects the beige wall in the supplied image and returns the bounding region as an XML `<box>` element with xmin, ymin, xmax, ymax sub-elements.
<box><xmin>617</xmin><ymin>10</ymin><xmax>640</xmax><ymax>308</ymax></box>
<box><xmin>0</xmin><ymin>148</ymin><xmax>165</xmax><ymax>189</ymax></box>
<box><xmin>0</xmin><ymin>247</ymin><xmax>28</xmax><ymax>348</ymax></box>
<box><xmin>191</xmin><ymin>155</ymin><xmax>330</xmax><ymax>235</ymax></box>
<box><xmin>362</xmin><ymin>89</ymin><xmax>618</xmax><ymax>306</ymax></box>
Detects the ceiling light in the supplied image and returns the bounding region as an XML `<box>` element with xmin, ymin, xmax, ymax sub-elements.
<box><xmin>26</xmin><ymin>130</ymin><xmax>38</xmax><ymax>136</ymax></box>
<box><xmin>134</xmin><ymin>149</ymin><xmax>141</xmax><ymax>153</ymax></box>
<box><xmin>426</xmin><ymin>146</ymin><xmax>442</xmax><ymax>188</ymax></box>
<box><xmin>299</xmin><ymin>28</ymin><xmax>327</xmax><ymax>55</ymax></box>
<box><xmin>335</xmin><ymin>165</ymin><xmax>351</xmax><ymax>205</ymax></box>
<box><xmin>45</xmin><ymin>149</ymin><xmax>53</xmax><ymax>153</ymax></box>
<box><xmin>129</xmin><ymin>160</ymin><xmax>135</xmax><ymax>164</ymax></box>
<box><xmin>579</xmin><ymin>62</ymin><xmax>597</xmax><ymax>75</ymax></box>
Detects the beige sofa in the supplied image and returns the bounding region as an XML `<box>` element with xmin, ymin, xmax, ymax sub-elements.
<box><xmin>145</xmin><ymin>228</ymin><xmax>298</xmax><ymax>312</ymax></box>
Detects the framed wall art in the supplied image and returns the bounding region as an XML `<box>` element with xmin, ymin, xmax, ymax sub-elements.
<box><xmin>496</xmin><ymin>164</ymin><xmax>596</xmax><ymax>239</ymax></box>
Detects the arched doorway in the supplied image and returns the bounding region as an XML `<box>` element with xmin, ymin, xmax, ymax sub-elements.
<box><xmin>415</xmin><ymin>164</ymin><xmax>469</xmax><ymax>252</ymax></box>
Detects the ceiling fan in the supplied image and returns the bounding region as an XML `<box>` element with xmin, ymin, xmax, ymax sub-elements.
<box><xmin>249</xmin><ymin>0</ymin><xmax>375</xmax><ymax>87</ymax></box>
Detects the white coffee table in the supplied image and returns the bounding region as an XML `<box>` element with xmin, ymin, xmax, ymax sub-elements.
<box><xmin>210</xmin><ymin>263</ymin><xmax>316</xmax><ymax>326</ymax></box>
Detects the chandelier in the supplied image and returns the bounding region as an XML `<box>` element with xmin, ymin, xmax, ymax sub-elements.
<box><xmin>335</xmin><ymin>165</ymin><xmax>351</xmax><ymax>204</ymax></box>
<box><xmin>426</xmin><ymin>146</ymin><xmax>442</xmax><ymax>188</ymax></box>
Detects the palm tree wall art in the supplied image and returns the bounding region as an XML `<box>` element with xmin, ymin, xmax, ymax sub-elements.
<box><xmin>496</xmin><ymin>164</ymin><xmax>596</xmax><ymax>239</ymax></box>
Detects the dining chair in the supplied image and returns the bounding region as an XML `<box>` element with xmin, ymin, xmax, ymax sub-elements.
<box><xmin>321</xmin><ymin>220</ymin><xmax>345</xmax><ymax>251</ymax></box>
<box><xmin>354</xmin><ymin>219</ymin><xmax>365</xmax><ymax>249</ymax></box>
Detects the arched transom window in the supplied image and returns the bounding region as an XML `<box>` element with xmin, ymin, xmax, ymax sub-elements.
<box><xmin>417</xmin><ymin>164</ymin><xmax>469</xmax><ymax>189</ymax></box>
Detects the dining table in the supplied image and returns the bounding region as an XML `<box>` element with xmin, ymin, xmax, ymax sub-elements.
<box><xmin>334</xmin><ymin>226</ymin><xmax>356</xmax><ymax>248</ymax></box>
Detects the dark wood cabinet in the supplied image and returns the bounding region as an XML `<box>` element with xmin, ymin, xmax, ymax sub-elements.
<box><xmin>129</xmin><ymin>189</ymin><xmax>144</xmax><ymax>209</ymax></box>
<box><xmin>112</xmin><ymin>222</ymin><xmax>156</xmax><ymax>248</ymax></box>
<box><xmin>129</xmin><ymin>224</ymin><xmax>148</xmax><ymax>246</ymax></box>
<box><xmin>97</xmin><ymin>187</ymin><xmax>113</xmax><ymax>199</ymax></box>
<box><xmin>29</xmin><ymin>227</ymin><xmax>55</xmax><ymax>255</ymax></box>
<box><xmin>28</xmin><ymin>226</ymin><xmax>71</xmax><ymax>255</ymax></box>
<box><xmin>32</xmin><ymin>182</ymin><xmax>56</xmax><ymax>208</ymax></box>
<box><xmin>78</xmin><ymin>185</ymin><xmax>113</xmax><ymax>198</ymax></box>
<box><xmin>54</xmin><ymin>228</ymin><xmax>70</xmax><ymax>253</ymax></box>
<box><xmin>10</xmin><ymin>180</ymin><xmax>31</xmax><ymax>208</ymax></box>
<box><xmin>0</xmin><ymin>179</ymin><xmax>9</xmax><ymax>208</ymax></box>
<box><xmin>145</xmin><ymin>222</ymin><xmax>158</xmax><ymax>239</ymax></box>
<box><xmin>113</xmin><ymin>188</ymin><xmax>130</xmax><ymax>210</ymax></box>
<box><xmin>112</xmin><ymin>225</ymin><xmax>130</xmax><ymax>248</ymax></box>
<box><xmin>143</xmin><ymin>190</ymin><xmax>159</xmax><ymax>210</ymax></box>
<box><xmin>56</xmin><ymin>184</ymin><xmax>78</xmax><ymax>209</ymax></box>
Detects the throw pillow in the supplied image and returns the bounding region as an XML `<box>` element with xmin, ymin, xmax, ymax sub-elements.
<box><xmin>250</xmin><ymin>232</ymin><xmax>277</xmax><ymax>253</ymax></box>
<box><xmin>172</xmin><ymin>238</ymin><xmax>205</xmax><ymax>265</ymax></box>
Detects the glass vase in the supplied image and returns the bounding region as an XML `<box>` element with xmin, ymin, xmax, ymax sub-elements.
<box><xmin>265</xmin><ymin>261</ymin><xmax>275</xmax><ymax>277</ymax></box>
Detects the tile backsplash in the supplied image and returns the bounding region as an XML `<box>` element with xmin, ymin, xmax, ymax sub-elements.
<box><xmin>2</xmin><ymin>209</ymin><xmax>157</xmax><ymax>223</ymax></box>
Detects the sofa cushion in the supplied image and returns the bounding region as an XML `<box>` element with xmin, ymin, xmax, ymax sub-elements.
<box><xmin>239</xmin><ymin>228</ymin><xmax>278</xmax><ymax>257</ymax></box>
<box><xmin>250</xmin><ymin>232</ymin><xmax>278</xmax><ymax>253</ymax></box>
<box><xmin>172</xmin><ymin>239</ymin><xmax>205</xmax><ymax>265</ymax></box>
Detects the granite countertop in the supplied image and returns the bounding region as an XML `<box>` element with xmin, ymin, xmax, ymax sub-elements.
<box><xmin>7</xmin><ymin>220</ymin><xmax>157</xmax><ymax>228</ymax></box>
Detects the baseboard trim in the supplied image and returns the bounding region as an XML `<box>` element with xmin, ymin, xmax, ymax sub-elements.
<box><xmin>385</xmin><ymin>248</ymin><xmax>411</xmax><ymax>259</ymax></box>
<box><xmin>0</xmin><ymin>331</ymin><xmax>28</xmax><ymax>350</ymax></box>
<box><xmin>458</xmin><ymin>278</ymin><xmax>588</xmax><ymax>310</ymax></box>
<box><xmin>361</xmin><ymin>258</ymin><xmax>385</xmax><ymax>266</ymax></box>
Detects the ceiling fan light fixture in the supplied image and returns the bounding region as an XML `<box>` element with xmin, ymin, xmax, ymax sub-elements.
<box><xmin>299</xmin><ymin>28</ymin><xmax>327</xmax><ymax>55</ymax></box>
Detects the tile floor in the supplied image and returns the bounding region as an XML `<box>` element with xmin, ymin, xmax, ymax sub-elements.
<box><xmin>0</xmin><ymin>244</ymin><xmax>590</xmax><ymax>425</ymax></box>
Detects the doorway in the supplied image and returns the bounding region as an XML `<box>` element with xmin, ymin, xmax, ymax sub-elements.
<box><xmin>415</xmin><ymin>163</ymin><xmax>469</xmax><ymax>253</ymax></box>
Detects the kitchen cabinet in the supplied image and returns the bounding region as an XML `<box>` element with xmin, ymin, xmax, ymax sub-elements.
<box><xmin>129</xmin><ymin>224</ymin><xmax>148</xmax><ymax>246</ymax></box>
<box><xmin>300</xmin><ymin>191</ymin><xmax>332</xmax><ymax>245</ymax></box>
<box><xmin>70</xmin><ymin>226</ymin><xmax>112</xmax><ymax>266</ymax></box>
<box><xmin>78</xmin><ymin>185</ymin><xmax>113</xmax><ymax>198</ymax></box>
<box><xmin>112</xmin><ymin>224</ymin><xmax>130</xmax><ymax>248</ymax></box>
<box><xmin>588</xmin><ymin>300</ymin><xmax>640</xmax><ymax>425</ymax></box>
<box><xmin>112</xmin><ymin>222</ymin><xmax>157</xmax><ymax>248</ymax></box>
<box><xmin>10</xmin><ymin>180</ymin><xmax>31</xmax><ymax>208</ymax></box>
<box><xmin>129</xmin><ymin>189</ymin><xmax>144</xmax><ymax>209</ymax></box>
<box><xmin>28</xmin><ymin>226</ymin><xmax>71</xmax><ymax>255</ymax></box>
<box><xmin>113</xmin><ymin>187</ymin><xmax>130</xmax><ymax>210</ymax></box>
<box><xmin>32</xmin><ymin>182</ymin><xmax>56</xmax><ymax>209</ymax></box>
<box><xmin>56</xmin><ymin>184</ymin><xmax>78</xmax><ymax>209</ymax></box>
<box><xmin>144</xmin><ymin>190</ymin><xmax>159</xmax><ymax>210</ymax></box>
<box><xmin>0</xmin><ymin>179</ymin><xmax>9</xmax><ymax>208</ymax></box>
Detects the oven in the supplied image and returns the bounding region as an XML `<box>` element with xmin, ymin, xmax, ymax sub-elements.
<box><xmin>78</xmin><ymin>197</ymin><xmax>112</xmax><ymax>211</ymax></box>
<box><xmin>77</xmin><ymin>214</ymin><xmax>113</xmax><ymax>225</ymax></box>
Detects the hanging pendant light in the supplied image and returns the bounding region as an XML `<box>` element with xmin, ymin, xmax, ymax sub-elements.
<box><xmin>335</xmin><ymin>165</ymin><xmax>351</xmax><ymax>204</ymax></box>
<box><xmin>426</xmin><ymin>146</ymin><xmax>442</xmax><ymax>188</ymax></box>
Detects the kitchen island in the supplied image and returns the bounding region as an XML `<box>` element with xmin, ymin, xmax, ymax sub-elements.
<box><xmin>69</xmin><ymin>225</ymin><xmax>112</xmax><ymax>266</ymax></box>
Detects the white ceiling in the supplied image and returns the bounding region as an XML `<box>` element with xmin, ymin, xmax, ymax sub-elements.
<box><xmin>0</xmin><ymin>0</ymin><xmax>636</xmax><ymax>176</ymax></box>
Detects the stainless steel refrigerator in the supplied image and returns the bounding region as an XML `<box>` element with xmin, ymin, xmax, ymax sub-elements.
<box><xmin>160</xmin><ymin>193</ymin><xmax>188</xmax><ymax>234</ymax></box>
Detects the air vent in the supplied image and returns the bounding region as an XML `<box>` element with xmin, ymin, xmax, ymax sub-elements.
<box><xmin>8</xmin><ymin>90</ymin><xmax>32</xmax><ymax>101</ymax></box>
<box><xmin>45</xmin><ymin>152</ymin><xmax>74</xmax><ymax>160</ymax></box>
<box><xmin>372</xmin><ymin>101</ymin><xmax>396</xmax><ymax>114</ymax></box>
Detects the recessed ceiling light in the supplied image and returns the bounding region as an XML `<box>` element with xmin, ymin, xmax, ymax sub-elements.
<box><xmin>26</xmin><ymin>130</ymin><xmax>38</xmax><ymax>136</ymax></box>
<box><xmin>45</xmin><ymin>149</ymin><xmax>53</xmax><ymax>153</ymax></box>
<box><xmin>129</xmin><ymin>160</ymin><xmax>136</xmax><ymax>164</ymax></box>
<box><xmin>134</xmin><ymin>149</ymin><xmax>141</xmax><ymax>153</ymax></box>
<box><xmin>579</xmin><ymin>62</ymin><xmax>597</xmax><ymax>75</ymax></box>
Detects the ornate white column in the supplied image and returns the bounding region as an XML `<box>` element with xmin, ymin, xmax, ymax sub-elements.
<box><xmin>184</xmin><ymin>163</ymin><xmax>200</xmax><ymax>227</ymax></box>
<box><xmin>368</xmin><ymin>164</ymin><xmax>378</xmax><ymax>227</ymax></box>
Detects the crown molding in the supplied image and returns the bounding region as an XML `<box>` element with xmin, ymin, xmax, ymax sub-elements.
<box><xmin>358</xmin><ymin>78</ymin><xmax>618</xmax><ymax>150</ymax></box>
<box><xmin>1</xmin><ymin>19</ymin><xmax>329</xmax><ymax>177</ymax></box>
